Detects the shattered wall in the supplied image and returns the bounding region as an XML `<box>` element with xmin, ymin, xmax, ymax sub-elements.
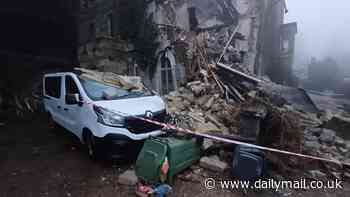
<box><xmin>279</xmin><ymin>22</ymin><xmax>298</xmax><ymax>85</ymax></box>
<box><xmin>258</xmin><ymin>0</ymin><xmax>288</xmax><ymax>80</ymax></box>
<box><xmin>79</xmin><ymin>0</ymin><xmax>159</xmax><ymax>88</ymax></box>
<box><xmin>78</xmin><ymin>0</ymin><xmax>290</xmax><ymax>94</ymax></box>
<box><xmin>234</xmin><ymin>0</ymin><xmax>262</xmax><ymax>72</ymax></box>
<box><xmin>77</xmin><ymin>0</ymin><xmax>139</xmax><ymax>83</ymax></box>
<box><xmin>146</xmin><ymin>0</ymin><xmax>285</xmax><ymax>93</ymax></box>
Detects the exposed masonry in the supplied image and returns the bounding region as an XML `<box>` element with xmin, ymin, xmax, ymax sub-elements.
<box><xmin>78</xmin><ymin>0</ymin><xmax>296</xmax><ymax>94</ymax></box>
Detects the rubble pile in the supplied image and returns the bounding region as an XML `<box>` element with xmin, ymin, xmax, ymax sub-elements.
<box><xmin>165</xmin><ymin>71</ymin><xmax>350</xmax><ymax>181</ymax></box>
<box><xmin>163</xmin><ymin>30</ymin><xmax>350</xmax><ymax>179</ymax></box>
<box><xmin>165</xmin><ymin>81</ymin><xmax>241</xmax><ymax>134</ymax></box>
<box><xmin>259</xmin><ymin>106</ymin><xmax>302</xmax><ymax>152</ymax></box>
<box><xmin>303</xmin><ymin>127</ymin><xmax>350</xmax><ymax>171</ymax></box>
<box><xmin>165</xmin><ymin>63</ymin><xmax>304</xmax><ymax>152</ymax></box>
<box><xmin>6</xmin><ymin>82</ymin><xmax>43</xmax><ymax>119</ymax></box>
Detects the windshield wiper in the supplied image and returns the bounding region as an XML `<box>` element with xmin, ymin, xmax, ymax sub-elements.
<box><xmin>115</xmin><ymin>92</ymin><xmax>144</xmax><ymax>99</ymax></box>
<box><xmin>102</xmin><ymin>91</ymin><xmax>145</xmax><ymax>100</ymax></box>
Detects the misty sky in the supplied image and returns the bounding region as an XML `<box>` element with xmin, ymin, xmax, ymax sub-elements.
<box><xmin>285</xmin><ymin>0</ymin><xmax>350</xmax><ymax>68</ymax></box>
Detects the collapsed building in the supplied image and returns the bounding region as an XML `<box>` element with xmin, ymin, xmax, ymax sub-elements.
<box><xmin>0</xmin><ymin>0</ymin><xmax>297</xmax><ymax>114</ymax></box>
<box><xmin>77</xmin><ymin>0</ymin><xmax>298</xmax><ymax>94</ymax></box>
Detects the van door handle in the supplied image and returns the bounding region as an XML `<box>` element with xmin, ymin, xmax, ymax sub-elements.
<box><xmin>57</xmin><ymin>106</ymin><xmax>61</xmax><ymax>109</ymax></box>
<box><xmin>63</xmin><ymin>108</ymin><xmax>69</xmax><ymax>111</ymax></box>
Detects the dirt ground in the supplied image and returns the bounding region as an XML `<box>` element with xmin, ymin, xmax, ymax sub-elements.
<box><xmin>0</xmin><ymin>117</ymin><xmax>349</xmax><ymax>197</ymax></box>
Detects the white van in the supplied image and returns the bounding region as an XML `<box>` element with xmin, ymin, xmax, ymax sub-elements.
<box><xmin>43</xmin><ymin>72</ymin><xmax>166</xmax><ymax>159</ymax></box>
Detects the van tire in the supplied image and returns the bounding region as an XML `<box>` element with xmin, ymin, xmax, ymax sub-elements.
<box><xmin>84</xmin><ymin>130</ymin><xmax>97</xmax><ymax>160</ymax></box>
<box><xmin>47</xmin><ymin>113</ymin><xmax>58</xmax><ymax>129</ymax></box>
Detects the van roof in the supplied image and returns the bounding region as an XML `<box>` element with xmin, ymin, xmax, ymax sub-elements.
<box><xmin>44</xmin><ymin>72</ymin><xmax>78</xmax><ymax>77</ymax></box>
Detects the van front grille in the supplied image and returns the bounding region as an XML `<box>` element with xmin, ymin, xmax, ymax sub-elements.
<box><xmin>126</xmin><ymin>110</ymin><xmax>166</xmax><ymax>134</ymax></box>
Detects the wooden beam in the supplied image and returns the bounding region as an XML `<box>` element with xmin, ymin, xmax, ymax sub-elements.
<box><xmin>217</xmin><ymin>62</ymin><xmax>262</xmax><ymax>84</ymax></box>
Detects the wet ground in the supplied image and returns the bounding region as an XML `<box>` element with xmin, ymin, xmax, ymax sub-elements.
<box><xmin>0</xmin><ymin>117</ymin><xmax>132</xmax><ymax>197</ymax></box>
<box><xmin>0</xmin><ymin>117</ymin><xmax>349</xmax><ymax>197</ymax></box>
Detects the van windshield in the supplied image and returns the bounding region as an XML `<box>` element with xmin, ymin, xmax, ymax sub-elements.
<box><xmin>79</xmin><ymin>78</ymin><xmax>153</xmax><ymax>101</ymax></box>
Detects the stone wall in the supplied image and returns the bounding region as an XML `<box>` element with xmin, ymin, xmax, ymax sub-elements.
<box><xmin>145</xmin><ymin>0</ymin><xmax>271</xmax><ymax>93</ymax></box>
<box><xmin>76</xmin><ymin>0</ymin><xmax>288</xmax><ymax>93</ymax></box>
<box><xmin>147</xmin><ymin>0</ymin><xmax>269</xmax><ymax>74</ymax></box>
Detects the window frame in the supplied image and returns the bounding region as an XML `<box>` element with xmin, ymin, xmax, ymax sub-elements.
<box><xmin>44</xmin><ymin>76</ymin><xmax>62</xmax><ymax>99</ymax></box>
<box><xmin>160</xmin><ymin>56</ymin><xmax>175</xmax><ymax>95</ymax></box>
<box><xmin>107</xmin><ymin>13</ymin><xmax>113</xmax><ymax>37</ymax></box>
<box><xmin>65</xmin><ymin>75</ymin><xmax>80</xmax><ymax>96</ymax></box>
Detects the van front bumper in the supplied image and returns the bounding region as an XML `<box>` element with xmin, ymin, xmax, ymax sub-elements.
<box><xmin>93</xmin><ymin>134</ymin><xmax>139</xmax><ymax>159</ymax></box>
<box><xmin>94</xmin><ymin>123</ymin><xmax>164</xmax><ymax>140</ymax></box>
<box><xmin>89</xmin><ymin>123</ymin><xmax>164</xmax><ymax>159</ymax></box>
<box><xmin>93</xmin><ymin>131</ymin><xmax>162</xmax><ymax>159</ymax></box>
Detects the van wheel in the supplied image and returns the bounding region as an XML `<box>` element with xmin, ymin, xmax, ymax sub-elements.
<box><xmin>47</xmin><ymin>113</ymin><xmax>57</xmax><ymax>129</ymax></box>
<box><xmin>85</xmin><ymin>131</ymin><xmax>97</xmax><ymax>160</ymax></box>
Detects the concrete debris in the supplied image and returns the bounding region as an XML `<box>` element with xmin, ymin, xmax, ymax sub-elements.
<box><xmin>205</xmin><ymin>114</ymin><xmax>224</xmax><ymax>129</ymax></box>
<box><xmin>194</xmin><ymin>121</ymin><xmax>221</xmax><ymax>133</ymax></box>
<box><xmin>165</xmin><ymin>82</ymin><xmax>241</xmax><ymax>134</ymax></box>
<box><xmin>199</xmin><ymin>156</ymin><xmax>228</xmax><ymax>173</ymax></box>
<box><xmin>177</xmin><ymin>171</ymin><xmax>202</xmax><ymax>183</ymax></box>
<box><xmin>307</xmin><ymin>127</ymin><xmax>324</xmax><ymax>136</ymax></box>
<box><xmin>338</xmin><ymin>147</ymin><xmax>348</xmax><ymax>155</ymax></box>
<box><xmin>5</xmin><ymin>86</ymin><xmax>43</xmax><ymax>119</ymax></box>
<box><xmin>118</xmin><ymin>170</ymin><xmax>138</xmax><ymax>186</ymax></box>
<box><xmin>319</xmin><ymin>129</ymin><xmax>336</xmax><ymax>145</ymax></box>
<box><xmin>324</xmin><ymin>115</ymin><xmax>350</xmax><ymax>140</ymax></box>
<box><xmin>189</xmin><ymin>83</ymin><xmax>206</xmax><ymax>97</ymax></box>
<box><xmin>163</xmin><ymin>33</ymin><xmax>350</xmax><ymax>181</ymax></box>
<box><xmin>344</xmin><ymin>172</ymin><xmax>350</xmax><ymax>180</ymax></box>
<box><xmin>202</xmin><ymin>139</ymin><xmax>214</xmax><ymax>151</ymax></box>
<box><xmin>304</xmin><ymin>141</ymin><xmax>321</xmax><ymax>153</ymax></box>
<box><xmin>303</xmin><ymin>126</ymin><xmax>350</xmax><ymax>166</ymax></box>
<box><xmin>331</xmin><ymin>172</ymin><xmax>342</xmax><ymax>180</ymax></box>
<box><xmin>335</xmin><ymin>136</ymin><xmax>346</xmax><ymax>148</ymax></box>
<box><xmin>304</xmin><ymin>130</ymin><xmax>319</xmax><ymax>142</ymax></box>
<box><xmin>203</xmin><ymin>96</ymin><xmax>216</xmax><ymax>110</ymax></box>
<box><xmin>162</xmin><ymin>26</ymin><xmax>350</xmax><ymax>180</ymax></box>
<box><xmin>308</xmin><ymin>170</ymin><xmax>327</xmax><ymax>180</ymax></box>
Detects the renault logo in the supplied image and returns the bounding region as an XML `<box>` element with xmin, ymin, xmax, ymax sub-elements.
<box><xmin>145</xmin><ymin>111</ymin><xmax>153</xmax><ymax>119</ymax></box>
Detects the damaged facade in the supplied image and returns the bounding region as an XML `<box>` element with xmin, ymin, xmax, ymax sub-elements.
<box><xmin>78</xmin><ymin>0</ymin><xmax>136</xmax><ymax>75</ymax></box>
<box><xmin>78</xmin><ymin>0</ymin><xmax>298</xmax><ymax>94</ymax></box>
<box><xmin>144</xmin><ymin>0</ymin><xmax>298</xmax><ymax>93</ymax></box>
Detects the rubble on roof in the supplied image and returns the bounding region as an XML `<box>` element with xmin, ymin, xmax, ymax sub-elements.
<box><xmin>75</xmin><ymin>68</ymin><xmax>144</xmax><ymax>91</ymax></box>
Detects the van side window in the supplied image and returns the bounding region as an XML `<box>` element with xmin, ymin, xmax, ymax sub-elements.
<box><xmin>66</xmin><ymin>76</ymin><xmax>80</xmax><ymax>95</ymax></box>
<box><xmin>45</xmin><ymin>77</ymin><xmax>61</xmax><ymax>98</ymax></box>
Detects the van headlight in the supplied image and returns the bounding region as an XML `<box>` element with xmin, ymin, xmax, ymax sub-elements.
<box><xmin>93</xmin><ymin>105</ymin><xmax>125</xmax><ymax>127</ymax></box>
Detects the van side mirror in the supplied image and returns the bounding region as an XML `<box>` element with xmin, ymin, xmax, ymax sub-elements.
<box><xmin>66</xmin><ymin>93</ymin><xmax>81</xmax><ymax>105</ymax></box>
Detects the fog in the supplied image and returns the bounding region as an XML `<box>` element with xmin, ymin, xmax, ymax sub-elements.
<box><xmin>285</xmin><ymin>0</ymin><xmax>350</xmax><ymax>70</ymax></box>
